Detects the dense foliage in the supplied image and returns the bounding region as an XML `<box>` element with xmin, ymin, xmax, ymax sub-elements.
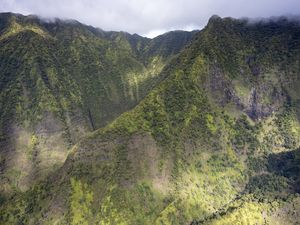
<box><xmin>0</xmin><ymin>12</ymin><xmax>195</xmax><ymax>197</ymax></box>
<box><xmin>1</xmin><ymin>14</ymin><xmax>300</xmax><ymax>224</ymax></box>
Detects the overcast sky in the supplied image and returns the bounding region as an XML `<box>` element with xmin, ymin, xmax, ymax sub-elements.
<box><xmin>1</xmin><ymin>0</ymin><xmax>300</xmax><ymax>37</ymax></box>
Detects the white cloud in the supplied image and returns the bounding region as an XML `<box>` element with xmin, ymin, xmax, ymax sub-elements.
<box><xmin>0</xmin><ymin>0</ymin><xmax>299</xmax><ymax>37</ymax></box>
<box><xmin>144</xmin><ymin>29</ymin><xmax>168</xmax><ymax>38</ymax></box>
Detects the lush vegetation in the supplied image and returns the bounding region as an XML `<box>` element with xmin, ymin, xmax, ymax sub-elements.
<box><xmin>0</xmin><ymin>12</ymin><xmax>196</xmax><ymax>198</ymax></box>
<box><xmin>1</xmin><ymin>13</ymin><xmax>300</xmax><ymax>224</ymax></box>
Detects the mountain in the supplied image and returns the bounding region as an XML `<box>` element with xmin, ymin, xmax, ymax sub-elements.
<box><xmin>0</xmin><ymin>12</ymin><xmax>196</xmax><ymax>196</ymax></box>
<box><xmin>1</xmin><ymin>14</ymin><xmax>300</xmax><ymax>224</ymax></box>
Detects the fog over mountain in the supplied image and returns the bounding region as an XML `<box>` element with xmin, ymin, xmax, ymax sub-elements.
<box><xmin>1</xmin><ymin>0</ymin><xmax>300</xmax><ymax>37</ymax></box>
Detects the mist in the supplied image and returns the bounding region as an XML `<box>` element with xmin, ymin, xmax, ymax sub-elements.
<box><xmin>1</xmin><ymin>0</ymin><xmax>300</xmax><ymax>37</ymax></box>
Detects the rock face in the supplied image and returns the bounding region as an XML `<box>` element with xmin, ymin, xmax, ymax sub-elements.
<box><xmin>208</xmin><ymin>64</ymin><xmax>287</xmax><ymax>120</ymax></box>
<box><xmin>202</xmin><ymin>17</ymin><xmax>299</xmax><ymax>120</ymax></box>
<box><xmin>1</xmin><ymin>15</ymin><xmax>300</xmax><ymax>225</ymax></box>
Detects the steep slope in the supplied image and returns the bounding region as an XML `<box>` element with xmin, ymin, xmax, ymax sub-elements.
<box><xmin>1</xmin><ymin>16</ymin><xmax>299</xmax><ymax>224</ymax></box>
<box><xmin>0</xmin><ymin>12</ymin><xmax>196</xmax><ymax>196</ymax></box>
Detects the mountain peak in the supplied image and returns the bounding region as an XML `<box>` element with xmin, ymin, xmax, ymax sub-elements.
<box><xmin>209</xmin><ymin>14</ymin><xmax>221</xmax><ymax>21</ymax></box>
<box><xmin>207</xmin><ymin>14</ymin><xmax>222</xmax><ymax>24</ymax></box>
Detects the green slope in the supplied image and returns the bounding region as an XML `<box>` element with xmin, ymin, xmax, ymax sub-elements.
<box><xmin>0</xmin><ymin>12</ymin><xmax>196</xmax><ymax>197</ymax></box>
<box><xmin>1</xmin><ymin>15</ymin><xmax>300</xmax><ymax>225</ymax></box>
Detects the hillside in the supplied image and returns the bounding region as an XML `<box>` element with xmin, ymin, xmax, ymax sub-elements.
<box><xmin>0</xmin><ymin>12</ymin><xmax>196</xmax><ymax>197</ymax></box>
<box><xmin>1</xmin><ymin>15</ymin><xmax>300</xmax><ymax>224</ymax></box>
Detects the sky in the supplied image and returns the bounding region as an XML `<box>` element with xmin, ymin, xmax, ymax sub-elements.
<box><xmin>1</xmin><ymin>0</ymin><xmax>300</xmax><ymax>38</ymax></box>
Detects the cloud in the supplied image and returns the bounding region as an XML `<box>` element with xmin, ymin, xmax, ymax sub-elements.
<box><xmin>0</xmin><ymin>0</ymin><xmax>300</xmax><ymax>37</ymax></box>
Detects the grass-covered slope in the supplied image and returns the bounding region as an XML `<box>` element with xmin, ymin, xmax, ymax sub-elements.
<box><xmin>1</xmin><ymin>15</ymin><xmax>300</xmax><ymax>224</ymax></box>
<box><xmin>0</xmin><ymin>12</ymin><xmax>196</xmax><ymax>197</ymax></box>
